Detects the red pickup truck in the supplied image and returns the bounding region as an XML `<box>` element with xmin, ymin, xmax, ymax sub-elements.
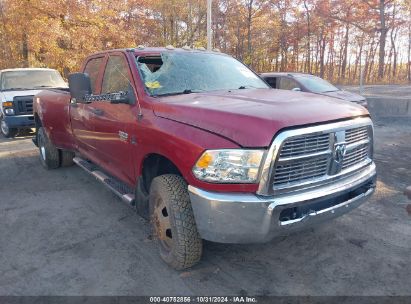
<box><xmin>33</xmin><ymin>47</ymin><xmax>376</xmax><ymax>269</ymax></box>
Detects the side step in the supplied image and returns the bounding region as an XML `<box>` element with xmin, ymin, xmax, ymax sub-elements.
<box><xmin>73</xmin><ymin>157</ymin><xmax>135</xmax><ymax>206</ymax></box>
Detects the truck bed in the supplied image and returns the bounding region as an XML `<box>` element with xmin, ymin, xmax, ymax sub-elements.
<box><xmin>34</xmin><ymin>89</ymin><xmax>76</xmax><ymax>151</ymax></box>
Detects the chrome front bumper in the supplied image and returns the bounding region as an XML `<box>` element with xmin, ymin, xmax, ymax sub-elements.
<box><xmin>188</xmin><ymin>163</ymin><xmax>376</xmax><ymax>243</ymax></box>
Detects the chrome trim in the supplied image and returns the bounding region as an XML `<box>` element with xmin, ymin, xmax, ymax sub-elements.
<box><xmin>278</xmin><ymin>149</ymin><xmax>332</xmax><ymax>164</ymax></box>
<box><xmin>73</xmin><ymin>157</ymin><xmax>135</xmax><ymax>205</ymax></box>
<box><xmin>257</xmin><ymin>117</ymin><xmax>374</xmax><ymax>196</ymax></box>
<box><xmin>346</xmin><ymin>138</ymin><xmax>370</xmax><ymax>150</ymax></box>
<box><xmin>190</xmin><ymin>162</ymin><xmax>375</xmax><ymax>205</ymax></box>
<box><xmin>279</xmin><ymin>188</ymin><xmax>374</xmax><ymax>226</ymax></box>
<box><xmin>268</xmin><ymin>162</ymin><xmax>375</xmax><ymax>205</ymax></box>
<box><xmin>188</xmin><ymin>163</ymin><xmax>376</xmax><ymax>243</ymax></box>
<box><xmin>271</xmin><ymin>159</ymin><xmax>373</xmax><ymax>193</ymax></box>
<box><xmin>122</xmin><ymin>194</ymin><xmax>135</xmax><ymax>204</ymax></box>
<box><xmin>92</xmin><ymin>170</ymin><xmax>108</xmax><ymax>182</ymax></box>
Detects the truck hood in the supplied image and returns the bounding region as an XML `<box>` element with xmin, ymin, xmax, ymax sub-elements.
<box><xmin>317</xmin><ymin>90</ymin><xmax>366</xmax><ymax>103</ymax></box>
<box><xmin>1</xmin><ymin>89</ymin><xmax>42</xmax><ymax>101</ymax></box>
<box><xmin>153</xmin><ymin>89</ymin><xmax>368</xmax><ymax>147</ymax></box>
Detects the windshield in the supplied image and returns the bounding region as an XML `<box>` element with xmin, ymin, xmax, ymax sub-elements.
<box><xmin>136</xmin><ymin>52</ymin><xmax>269</xmax><ymax>96</ymax></box>
<box><xmin>294</xmin><ymin>75</ymin><xmax>339</xmax><ymax>93</ymax></box>
<box><xmin>0</xmin><ymin>70</ymin><xmax>67</xmax><ymax>91</ymax></box>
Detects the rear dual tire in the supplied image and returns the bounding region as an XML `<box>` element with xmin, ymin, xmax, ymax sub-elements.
<box><xmin>37</xmin><ymin>127</ymin><xmax>74</xmax><ymax>169</ymax></box>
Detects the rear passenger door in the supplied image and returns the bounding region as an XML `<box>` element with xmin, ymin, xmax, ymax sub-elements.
<box><xmin>70</xmin><ymin>56</ymin><xmax>104</xmax><ymax>157</ymax></box>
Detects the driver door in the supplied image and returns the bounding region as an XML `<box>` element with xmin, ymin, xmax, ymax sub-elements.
<box><xmin>90</xmin><ymin>53</ymin><xmax>136</xmax><ymax>184</ymax></box>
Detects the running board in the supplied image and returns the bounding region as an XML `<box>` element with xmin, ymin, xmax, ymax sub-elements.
<box><xmin>73</xmin><ymin>157</ymin><xmax>135</xmax><ymax>206</ymax></box>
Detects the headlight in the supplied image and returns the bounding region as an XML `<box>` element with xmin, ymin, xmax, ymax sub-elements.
<box><xmin>4</xmin><ymin>108</ymin><xmax>14</xmax><ymax>115</ymax></box>
<box><xmin>192</xmin><ymin>149</ymin><xmax>265</xmax><ymax>183</ymax></box>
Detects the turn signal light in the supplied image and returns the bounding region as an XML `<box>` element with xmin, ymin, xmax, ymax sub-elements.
<box><xmin>2</xmin><ymin>102</ymin><xmax>13</xmax><ymax>107</ymax></box>
<box><xmin>195</xmin><ymin>152</ymin><xmax>213</xmax><ymax>168</ymax></box>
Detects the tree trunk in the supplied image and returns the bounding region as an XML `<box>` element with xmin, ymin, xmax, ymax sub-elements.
<box><xmin>319</xmin><ymin>33</ymin><xmax>326</xmax><ymax>78</ymax></box>
<box><xmin>246</xmin><ymin>0</ymin><xmax>254</xmax><ymax>64</ymax></box>
<box><xmin>22</xmin><ymin>32</ymin><xmax>29</xmax><ymax>67</ymax></box>
<box><xmin>341</xmin><ymin>23</ymin><xmax>350</xmax><ymax>79</ymax></box>
<box><xmin>303</xmin><ymin>0</ymin><xmax>311</xmax><ymax>74</ymax></box>
<box><xmin>408</xmin><ymin>24</ymin><xmax>411</xmax><ymax>82</ymax></box>
<box><xmin>377</xmin><ymin>0</ymin><xmax>388</xmax><ymax>79</ymax></box>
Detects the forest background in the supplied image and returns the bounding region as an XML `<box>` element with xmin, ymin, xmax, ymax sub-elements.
<box><xmin>0</xmin><ymin>0</ymin><xmax>410</xmax><ymax>84</ymax></box>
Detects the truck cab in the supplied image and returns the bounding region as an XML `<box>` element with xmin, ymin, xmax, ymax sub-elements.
<box><xmin>0</xmin><ymin>68</ymin><xmax>67</xmax><ymax>137</ymax></box>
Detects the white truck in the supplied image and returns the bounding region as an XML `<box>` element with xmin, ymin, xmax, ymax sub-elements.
<box><xmin>0</xmin><ymin>68</ymin><xmax>67</xmax><ymax>137</ymax></box>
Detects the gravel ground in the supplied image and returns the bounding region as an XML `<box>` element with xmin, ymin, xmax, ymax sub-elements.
<box><xmin>0</xmin><ymin>119</ymin><xmax>410</xmax><ymax>296</ymax></box>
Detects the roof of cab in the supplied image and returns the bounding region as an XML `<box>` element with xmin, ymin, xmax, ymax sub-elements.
<box><xmin>89</xmin><ymin>46</ymin><xmax>227</xmax><ymax>57</ymax></box>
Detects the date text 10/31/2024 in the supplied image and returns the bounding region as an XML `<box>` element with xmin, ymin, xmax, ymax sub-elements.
<box><xmin>149</xmin><ymin>296</ymin><xmax>258</xmax><ymax>303</ymax></box>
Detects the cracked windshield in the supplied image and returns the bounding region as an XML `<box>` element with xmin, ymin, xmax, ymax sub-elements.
<box><xmin>136</xmin><ymin>52</ymin><xmax>269</xmax><ymax>96</ymax></box>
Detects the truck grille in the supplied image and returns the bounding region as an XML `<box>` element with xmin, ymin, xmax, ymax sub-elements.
<box><xmin>279</xmin><ymin>133</ymin><xmax>330</xmax><ymax>158</ymax></box>
<box><xmin>13</xmin><ymin>96</ymin><xmax>34</xmax><ymax>115</ymax></box>
<box><xmin>345</xmin><ymin>126</ymin><xmax>368</xmax><ymax>145</ymax></box>
<box><xmin>342</xmin><ymin>144</ymin><xmax>368</xmax><ymax>169</ymax></box>
<box><xmin>271</xmin><ymin>122</ymin><xmax>372</xmax><ymax>191</ymax></box>
<box><xmin>273</xmin><ymin>156</ymin><xmax>329</xmax><ymax>186</ymax></box>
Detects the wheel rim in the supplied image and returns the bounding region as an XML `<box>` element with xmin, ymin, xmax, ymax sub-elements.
<box><xmin>1</xmin><ymin>119</ymin><xmax>9</xmax><ymax>135</ymax></box>
<box><xmin>38</xmin><ymin>132</ymin><xmax>46</xmax><ymax>161</ymax></box>
<box><xmin>40</xmin><ymin>145</ymin><xmax>46</xmax><ymax>161</ymax></box>
<box><xmin>153</xmin><ymin>197</ymin><xmax>173</xmax><ymax>250</ymax></box>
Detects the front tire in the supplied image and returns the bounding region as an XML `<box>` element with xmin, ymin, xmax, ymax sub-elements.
<box><xmin>149</xmin><ymin>174</ymin><xmax>203</xmax><ymax>270</ymax></box>
<box><xmin>37</xmin><ymin>127</ymin><xmax>60</xmax><ymax>169</ymax></box>
<box><xmin>0</xmin><ymin>117</ymin><xmax>18</xmax><ymax>138</ymax></box>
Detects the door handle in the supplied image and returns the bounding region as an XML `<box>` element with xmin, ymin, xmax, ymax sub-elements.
<box><xmin>91</xmin><ymin>108</ymin><xmax>104</xmax><ymax>116</ymax></box>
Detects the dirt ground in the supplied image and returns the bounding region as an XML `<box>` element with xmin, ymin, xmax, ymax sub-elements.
<box><xmin>0</xmin><ymin>118</ymin><xmax>410</xmax><ymax>296</ymax></box>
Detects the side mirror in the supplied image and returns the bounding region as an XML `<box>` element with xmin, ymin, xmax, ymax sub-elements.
<box><xmin>109</xmin><ymin>91</ymin><xmax>130</xmax><ymax>104</ymax></box>
<box><xmin>68</xmin><ymin>73</ymin><xmax>92</xmax><ymax>103</ymax></box>
<box><xmin>109</xmin><ymin>84</ymin><xmax>136</xmax><ymax>105</ymax></box>
<box><xmin>109</xmin><ymin>83</ymin><xmax>136</xmax><ymax>105</ymax></box>
<box><xmin>291</xmin><ymin>87</ymin><xmax>301</xmax><ymax>92</ymax></box>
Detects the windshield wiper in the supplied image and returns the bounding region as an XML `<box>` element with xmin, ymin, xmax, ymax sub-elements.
<box><xmin>238</xmin><ymin>85</ymin><xmax>258</xmax><ymax>89</ymax></box>
<box><xmin>33</xmin><ymin>85</ymin><xmax>54</xmax><ymax>88</ymax></box>
<box><xmin>153</xmin><ymin>89</ymin><xmax>204</xmax><ymax>97</ymax></box>
<box><xmin>2</xmin><ymin>87</ymin><xmax>30</xmax><ymax>91</ymax></box>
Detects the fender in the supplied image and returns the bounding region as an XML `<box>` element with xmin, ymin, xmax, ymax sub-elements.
<box><xmin>134</xmin><ymin>115</ymin><xmax>260</xmax><ymax>193</ymax></box>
